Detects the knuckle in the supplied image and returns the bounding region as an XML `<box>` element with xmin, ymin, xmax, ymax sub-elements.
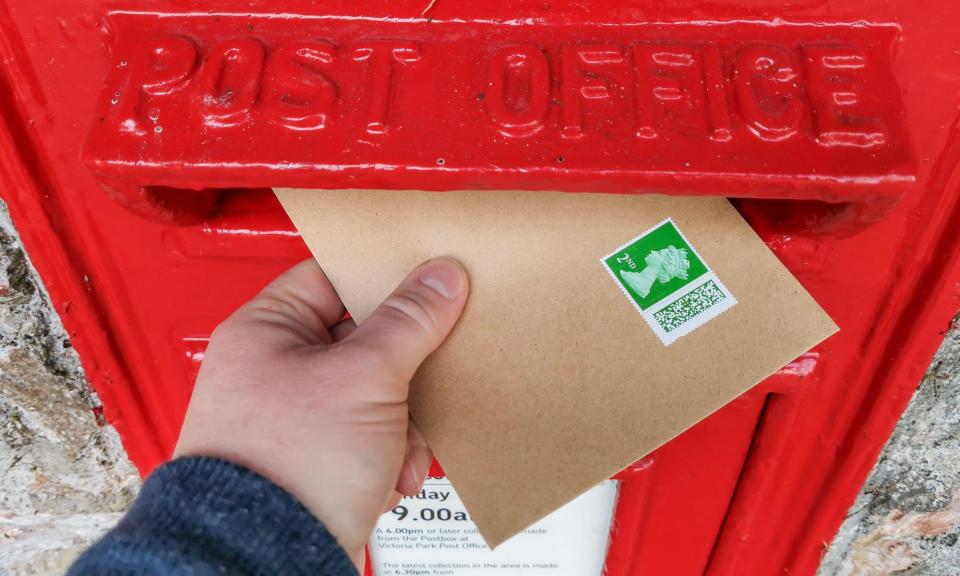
<box><xmin>250</xmin><ymin>292</ymin><xmax>304</xmax><ymax>323</ymax></box>
<box><xmin>380</xmin><ymin>291</ymin><xmax>440</xmax><ymax>336</ymax></box>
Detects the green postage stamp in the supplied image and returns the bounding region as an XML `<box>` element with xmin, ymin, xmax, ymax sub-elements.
<box><xmin>602</xmin><ymin>218</ymin><xmax>736</xmax><ymax>346</ymax></box>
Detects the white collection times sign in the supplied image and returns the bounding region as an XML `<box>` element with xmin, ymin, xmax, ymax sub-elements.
<box><xmin>369</xmin><ymin>479</ymin><xmax>618</xmax><ymax>576</ymax></box>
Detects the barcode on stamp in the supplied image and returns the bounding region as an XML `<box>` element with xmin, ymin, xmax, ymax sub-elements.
<box><xmin>601</xmin><ymin>218</ymin><xmax>736</xmax><ymax>345</ymax></box>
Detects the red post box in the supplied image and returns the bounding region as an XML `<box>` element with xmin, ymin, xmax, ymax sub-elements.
<box><xmin>1</xmin><ymin>1</ymin><xmax>958</xmax><ymax>574</ymax></box>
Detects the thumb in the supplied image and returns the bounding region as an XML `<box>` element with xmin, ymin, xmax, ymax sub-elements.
<box><xmin>347</xmin><ymin>258</ymin><xmax>468</xmax><ymax>381</ymax></box>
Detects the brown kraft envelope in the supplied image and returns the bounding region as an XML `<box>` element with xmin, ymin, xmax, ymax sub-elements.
<box><xmin>275</xmin><ymin>189</ymin><xmax>838</xmax><ymax>548</ymax></box>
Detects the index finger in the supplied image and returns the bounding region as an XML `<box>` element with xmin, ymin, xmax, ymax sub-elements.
<box><xmin>258</xmin><ymin>258</ymin><xmax>347</xmax><ymax>329</ymax></box>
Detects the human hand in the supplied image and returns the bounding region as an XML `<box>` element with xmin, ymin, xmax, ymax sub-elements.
<box><xmin>175</xmin><ymin>257</ymin><xmax>469</xmax><ymax>567</ymax></box>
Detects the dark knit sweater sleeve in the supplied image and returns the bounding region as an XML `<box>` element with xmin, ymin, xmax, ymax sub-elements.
<box><xmin>68</xmin><ymin>456</ymin><xmax>356</xmax><ymax>576</ymax></box>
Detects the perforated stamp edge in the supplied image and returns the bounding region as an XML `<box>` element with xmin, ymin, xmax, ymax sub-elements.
<box><xmin>601</xmin><ymin>217</ymin><xmax>737</xmax><ymax>346</ymax></box>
